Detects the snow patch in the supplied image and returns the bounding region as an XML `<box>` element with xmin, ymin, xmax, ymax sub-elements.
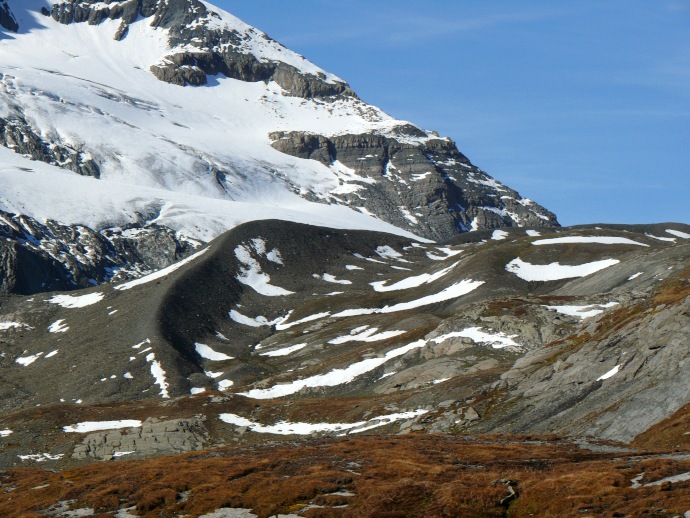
<box><xmin>328</xmin><ymin>328</ymin><xmax>406</xmax><ymax>345</ymax></box>
<box><xmin>146</xmin><ymin>353</ymin><xmax>170</xmax><ymax>399</ymax></box>
<box><xmin>195</xmin><ymin>343</ymin><xmax>234</xmax><ymax>361</ymax></box>
<box><xmin>115</xmin><ymin>248</ymin><xmax>209</xmax><ymax>290</ymax></box>
<box><xmin>317</xmin><ymin>273</ymin><xmax>352</xmax><ymax>285</ymax></box>
<box><xmin>597</xmin><ymin>365</ymin><xmax>620</xmax><ymax>381</ymax></box>
<box><xmin>238</xmin><ymin>339</ymin><xmax>428</xmax><ymax>399</ymax></box>
<box><xmin>48</xmin><ymin>319</ymin><xmax>69</xmax><ymax>333</ymax></box>
<box><xmin>331</xmin><ymin>279</ymin><xmax>484</xmax><ymax>317</ymax></box>
<box><xmin>432</xmin><ymin>327</ymin><xmax>521</xmax><ymax>349</ymax></box>
<box><xmin>63</xmin><ymin>420</ymin><xmax>142</xmax><ymax>433</ymax></box>
<box><xmin>506</xmin><ymin>258</ymin><xmax>620</xmax><ymax>281</ymax></box>
<box><xmin>15</xmin><ymin>352</ymin><xmax>44</xmax><ymax>366</ymax></box>
<box><xmin>229</xmin><ymin>309</ymin><xmax>281</xmax><ymax>327</ymax></box>
<box><xmin>532</xmin><ymin>236</ymin><xmax>648</xmax><ymax>247</ymax></box>
<box><xmin>234</xmin><ymin>243</ymin><xmax>294</xmax><ymax>296</ymax></box>
<box><xmin>218</xmin><ymin>409</ymin><xmax>427</xmax><ymax>435</ymax></box>
<box><xmin>666</xmin><ymin>229</ymin><xmax>690</xmax><ymax>239</ymax></box>
<box><xmin>259</xmin><ymin>343</ymin><xmax>309</xmax><ymax>357</ymax></box>
<box><xmin>544</xmin><ymin>302</ymin><xmax>618</xmax><ymax>320</ymax></box>
<box><xmin>47</xmin><ymin>292</ymin><xmax>104</xmax><ymax>308</ymax></box>
<box><xmin>370</xmin><ymin>261</ymin><xmax>458</xmax><ymax>292</ymax></box>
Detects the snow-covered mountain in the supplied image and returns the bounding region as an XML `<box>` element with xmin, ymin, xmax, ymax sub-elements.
<box><xmin>0</xmin><ymin>0</ymin><xmax>557</xmax><ymax>261</ymax></box>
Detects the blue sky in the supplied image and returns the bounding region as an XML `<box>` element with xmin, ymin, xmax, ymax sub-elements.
<box><xmin>217</xmin><ymin>1</ymin><xmax>689</xmax><ymax>226</ymax></box>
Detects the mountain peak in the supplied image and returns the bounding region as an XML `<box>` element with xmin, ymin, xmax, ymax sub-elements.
<box><xmin>44</xmin><ymin>0</ymin><xmax>354</xmax><ymax>97</ymax></box>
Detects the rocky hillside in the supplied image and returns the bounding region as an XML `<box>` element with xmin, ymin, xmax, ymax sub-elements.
<box><xmin>0</xmin><ymin>221</ymin><xmax>687</xmax><ymax>467</ymax></box>
<box><xmin>0</xmin><ymin>220</ymin><xmax>687</xmax><ymax>516</ymax></box>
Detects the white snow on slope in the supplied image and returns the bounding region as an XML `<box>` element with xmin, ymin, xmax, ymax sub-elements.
<box><xmin>491</xmin><ymin>230</ymin><xmax>509</xmax><ymax>241</ymax></box>
<box><xmin>505</xmin><ymin>258</ymin><xmax>620</xmax><ymax>282</ymax></box>
<box><xmin>666</xmin><ymin>229</ymin><xmax>690</xmax><ymax>239</ymax></box>
<box><xmin>426</xmin><ymin>247</ymin><xmax>463</xmax><ymax>261</ymax></box>
<box><xmin>331</xmin><ymin>280</ymin><xmax>484</xmax><ymax>317</ymax></box>
<box><xmin>597</xmin><ymin>365</ymin><xmax>620</xmax><ymax>381</ymax></box>
<box><xmin>328</xmin><ymin>327</ymin><xmax>406</xmax><ymax>345</ymax></box>
<box><xmin>627</xmin><ymin>272</ymin><xmax>643</xmax><ymax>281</ymax></box>
<box><xmin>0</xmin><ymin>322</ymin><xmax>30</xmax><ymax>331</ymax></box>
<box><xmin>18</xmin><ymin>453</ymin><xmax>64</xmax><ymax>463</ymax></box>
<box><xmin>318</xmin><ymin>273</ymin><xmax>352</xmax><ymax>285</ymax></box>
<box><xmin>195</xmin><ymin>343</ymin><xmax>234</xmax><ymax>361</ymax></box>
<box><xmin>525</xmin><ymin>230</ymin><xmax>541</xmax><ymax>237</ymax></box>
<box><xmin>63</xmin><ymin>420</ymin><xmax>142</xmax><ymax>433</ymax></box>
<box><xmin>544</xmin><ymin>302</ymin><xmax>618</xmax><ymax>320</ymax></box>
<box><xmin>146</xmin><ymin>353</ymin><xmax>170</xmax><ymax>398</ymax></box>
<box><xmin>47</xmin><ymin>292</ymin><xmax>104</xmax><ymax>308</ymax></box>
<box><xmin>48</xmin><ymin>319</ymin><xmax>69</xmax><ymax>333</ymax></box>
<box><xmin>234</xmin><ymin>244</ymin><xmax>294</xmax><ymax>296</ymax></box>
<box><xmin>0</xmin><ymin>7</ymin><xmax>433</xmax><ymax>243</ymax></box>
<box><xmin>645</xmin><ymin>233</ymin><xmax>676</xmax><ymax>243</ymax></box>
<box><xmin>532</xmin><ymin>236</ymin><xmax>648</xmax><ymax>247</ymax></box>
<box><xmin>229</xmin><ymin>309</ymin><xmax>280</xmax><ymax>327</ymax></box>
<box><xmin>15</xmin><ymin>352</ymin><xmax>43</xmax><ymax>366</ymax></box>
<box><xmin>375</xmin><ymin>246</ymin><xmax>404</xmax><ymax>260</ymax></box>
<box><xmin>114</xmin><ymin>247</ymin><xmax>209</xmax><ymax>290</ymax></box>
<box><xmin>0</xmin><ymin>430</ymin><xmax>12</xmax><ymax>438</ymax></box>
<box><xmin>218</xmin><ymin>379</ymin><xmax>234</xmax><ymax>390</ymax></box>
<box><xmin>218</xmin><ymin>410</ymin><xmax>427</xmax><ymax>435</ymax></box>
<box><xmin>274</xmin><ymin>311</ymin><xmax>330</xmax><ymax>330</ymax></box>
<box><xmin>369</xmin><ymin>261</ymin><xmax>458</xmax><ymax>292</ymax></box>
<box><xmin>432</xmin><ymin>328</ymin><xmax>521</xmax><ymax>349</ymax></box>
<box><xmin>259</xmin><ymin>343</ymin><xmax>309</xmax><ymax>357</ymax></box>
<box><xmin>238</xmin><ymin>339</ymin><xmax>428</xmax><ymax>399</ymax></box>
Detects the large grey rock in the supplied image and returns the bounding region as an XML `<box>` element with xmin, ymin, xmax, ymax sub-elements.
<box><xmin>269</xmin><ymin>130</ymin><xmax>558</xmax><ymax>240</ymax></box>
<box><xmin>72</xmin><ymin>417</ymin><xmax>208</xmax><ymax>460</ymax></box>
<box><xmin>476</xmin><ymin>295</ymin><xmax>690</xmax><ymax>442</ymax></box>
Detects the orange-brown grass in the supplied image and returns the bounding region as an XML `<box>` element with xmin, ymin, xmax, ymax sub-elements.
<box><xmin>633</xmin><ymin>403</ymin><xmax>690</xmax><ymax>450</ymax></box>
<box><xmin>1</xmin><ymin>435</ymin><xmax>689</xmax><ymax>517</ymax></box>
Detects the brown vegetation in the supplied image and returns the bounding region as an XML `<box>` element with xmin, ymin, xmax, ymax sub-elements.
<box><xmin>1</xmin><ymin>435</ymin><xmax>689</xmax><ymax>517</ymax></box>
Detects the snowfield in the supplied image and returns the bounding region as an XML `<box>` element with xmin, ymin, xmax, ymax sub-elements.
<box><xmin>0</xmin><ymin>5</ymin><xmax>432</xmax><ymax>243</ymax></box>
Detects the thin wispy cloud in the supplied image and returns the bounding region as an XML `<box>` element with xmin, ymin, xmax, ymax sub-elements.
<box><xmin>279</xmin><ymin>6</ymin><xmax>572</xmax><ymax>48</ymax></box>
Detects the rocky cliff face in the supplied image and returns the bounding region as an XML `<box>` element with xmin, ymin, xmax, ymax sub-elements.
<box><xmin>0</xmin><ymin>210</ymin><xmax>197</xmax><ymax>294</ymax></box>
<box><xmin>271</xmin><ymin>130</ymin><xmax>558</xmax><ymax>241</ymax></box>
<box><xmin>0</xmin><ymin>112</ymin><xmax>100</xmax><ymax>177</ymax></box>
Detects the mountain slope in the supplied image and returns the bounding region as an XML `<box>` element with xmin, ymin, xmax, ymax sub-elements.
<box><xmin>0</xmin><ymin>0</ymin><xmax>557</xmax><ymax>252</ymax></box>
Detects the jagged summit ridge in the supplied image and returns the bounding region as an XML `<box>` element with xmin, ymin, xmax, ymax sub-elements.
<box><xmin>0</xmin><ymin>0</ymin><xmax>557</xmax><ymax>248</ymax></box>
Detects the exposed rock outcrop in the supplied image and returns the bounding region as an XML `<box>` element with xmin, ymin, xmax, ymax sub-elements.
<box><xmin>270</xmin><ymin>130</ymin><xmax>559</xmax><ymax>240</ymax></box>
<box><xmin>0</xmin><ymin>210</ymin><xmax>197</xmax><ymax>294</ymax></box>
<box><xmin>0</xmin><ymin>114</ymin><xmax>100</xmax><ymax>178</ymax></box>
<box><xmin>477</xmin><ymin>282</ymin><xmax>690</xmax><ymax>442</ymax></box>
<box><xmin>72</xmin><ymin>417</ymin><xmax>208</xmax><ymax>460</ymax></box>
